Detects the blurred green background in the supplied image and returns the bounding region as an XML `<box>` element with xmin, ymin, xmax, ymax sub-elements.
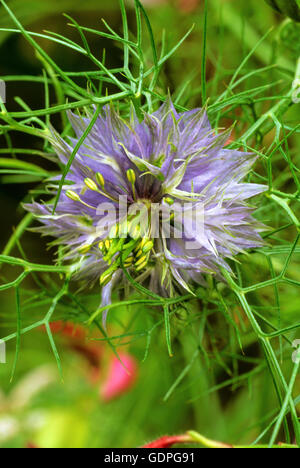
<box><xmin>0</xmin><ymin>0</ymin><xmax>299</xmax><ymax>448</ymax></box>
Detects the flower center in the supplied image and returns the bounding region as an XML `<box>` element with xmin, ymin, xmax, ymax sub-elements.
<box><xmin>72</xmin><ymin>169</ymin><xmax>167</xmax><ymax>285</ymax></box>
<box><xmin>99</xmin><ymin>228</ymin><xmax>154</xmax><ymax>285</ymax></box>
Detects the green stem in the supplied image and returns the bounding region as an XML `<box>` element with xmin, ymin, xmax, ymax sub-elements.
<box><xmin>187</xmin><ymin>430</ymin><xmax>298</xmax><ymax>448</ymax></box>
<box><xmin>210</xmin><ymin>0</ymin><xmax>293</xmax><ymax>71</ymax></box>
<box><xmin>221</xmin><ymin>268</ymin><xmax>300</xmax><ymax>446</ymax></box>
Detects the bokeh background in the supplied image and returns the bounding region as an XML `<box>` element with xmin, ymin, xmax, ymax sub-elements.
<box><xmin>0</xmin><ymin>0</ymin><xmax>299</xmax><ymax>448</ymax></box>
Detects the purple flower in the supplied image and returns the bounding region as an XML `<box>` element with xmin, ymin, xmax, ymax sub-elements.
<box><xmin>25</xmin><ymin>99</ymin><xmax>266</xmax><ymax>321</ymax></box>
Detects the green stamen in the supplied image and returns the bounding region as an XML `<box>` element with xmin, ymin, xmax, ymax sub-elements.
<box><xmin>65</xmin><ymin>190</ymin><xmax>96</xmax><ymax>210</ymax></box>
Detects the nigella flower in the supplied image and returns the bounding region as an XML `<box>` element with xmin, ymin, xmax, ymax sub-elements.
<box><xmin>25</xmin><ymin>99</ymin><xmax>266</xmax><ymax>324</ymax></box>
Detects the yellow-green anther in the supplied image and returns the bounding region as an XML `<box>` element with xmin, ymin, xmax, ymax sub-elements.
<box><xmin>124</xmin><ymin>255</ymin><xmax>134</xmax><ymax>267</ymax></box>
<box><xmin>84</xmin><ymin>178</ymin><xmax>98</xmax><ymax>191</ymax></box>
<box><xmin>142</xmin><ymin>240</ymin><xmax>154</xmax><ymax>254</ymax></box>
<box><xmin>105</xmin><ymin>240</ymin><xmax>111</xmax><ymax>250</ymax></box>
<box><xmin>100</xmin><ymin>270</ymin><xmax>113</xmax><ymax>286</ymax></box>
<box><xmin>135</xmin><ymin>255</ymin><xmax>148</xmax><ymax>267</ymax></box>
<box><xmin>165</xmin><ymin>197</ymin><xmax>174</xmax><ymax>205</ymax></box>
<box><xmin>135</xmin><ymin>249</ymin><xmax>143</xmax><ymax>258</ymax></box>
<box><xmin>66</xmin><ymin>190</ymin><xmax>81</xmax><ymax>202</ymax></box>
<box><xmin>126</xmin><ymin>169</ymin><xmax>136</xmax><ymax>185</ymax></box>
<box><xmin>96</xmin><ymin>172</ymin><xmax>105</xmax><ymax>188</ymax></box>
<box><xmin>78</xmin><ymin>244</ymin><xmax>91</xmax><ymax>254</ymax></box>
<box><xmin>99</xmin><ymin>241</ymin><xmax>105</xmax><ymax>251</ymax></box>
<box><xmin>136</xmin><ymin>259</ymin><xmax>148</xmax><ymax>272</ymax></box>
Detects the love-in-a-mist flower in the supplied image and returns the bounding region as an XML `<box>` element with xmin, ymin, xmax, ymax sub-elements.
<box><xmin>25</xmin><ymin>99</ymin><xmax>266</xmax><ymax>325</ymax></box>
